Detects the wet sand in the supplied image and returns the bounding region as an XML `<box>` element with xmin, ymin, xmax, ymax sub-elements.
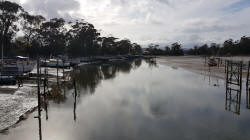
<box><xmin>0</xmin><ymin>67</ymin><xmax>72</xmax><ymax>132</ymax></box>
<box><xmin>158</xmin><ymin>56</ymin><xmax>250</xmax><ymax>80</ymax></box>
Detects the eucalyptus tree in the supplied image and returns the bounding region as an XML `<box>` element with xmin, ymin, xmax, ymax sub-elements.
<box><xmin>20</xmin><ymin>12</ymin><xmax>45</xmax><ymax>57</ymax></box>
<box><xmin>146</xmin><ymin>43</ymin><xmax>161</xmax><ymax>55</ymax></box>
<box><xmin>0</xmin><ymin>0</ymin><xmax>24</xmax><ymax>58</ymax></box>
<box><xmin>21</xmin><ymin>12</ymin><xmax>45</xmax><ymax>43</ymax></box>
<box><xmin>171</xmin><ymin>42</ymin><xmax>184</xmax><ymax>56</ymax></box>
<box><xmin>165</xmin><ymin>46</ymin><xmax>170</xmax><ymax>55</ymax></box>
<box><xmin>68</xmin><ymin>20</ymin><xmax>100</xmax><ymax>57</ymax></box>
<box><xmin>39</xmin><ymin>18</ymin><xmax>67</xmax><ymax>57</ymax></box>
<box><xmin>100</xmin><ymin>36</ymin><xmax>118</xmax><ymax>55</ymax></box>
<box><xmin>116</xmin><ymin>39</ymin><xmax>132</xmax><ymax>55</ymax></box>
<box><xmin>239</xmin><ymin>36</ymin><xmax>250</xmax><ymax>55</ymax></box>
<box><xmin>132</xmin><ymin>43</ymin><xmax>142</xmax><ymax>54</ymax></box>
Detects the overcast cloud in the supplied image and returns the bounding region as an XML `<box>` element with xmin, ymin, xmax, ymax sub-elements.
<box><xmin>13</xmin><ymin>0</ymin><xmax>250</xmax><ymax>47</ymax></box>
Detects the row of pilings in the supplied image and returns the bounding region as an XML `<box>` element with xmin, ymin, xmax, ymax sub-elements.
<box><xmin>35</xmin><ymin>56</ymin><xmax>72</xmax><ymax>140</ymax></box>
<box><xmin>204</xmin><ymin>56</ymin><xmax>250</xmax><ymax>115</ymax></box>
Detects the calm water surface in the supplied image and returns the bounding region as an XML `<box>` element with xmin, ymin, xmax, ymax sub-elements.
<box><xmin>1</xmin><ymin>59</ymin><xmax>250</xmax><ymax>140</ymax></box>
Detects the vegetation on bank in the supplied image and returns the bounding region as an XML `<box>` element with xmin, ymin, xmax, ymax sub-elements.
<box><xmin>144</xmin><ymin>42</ymin><xmax>184</xmax><ymax>56</ymax></box>
<box><xmin>143</xmin><ymin>36</ymin><xmax>250</xmax><ymax>56</ymax></box>
<box><xmin>187</xmin><ymin>36</ymin><xmax>250</xmax><ymax>56</ymax></box>
<box><xmin>0</xmin><ymin>1</ymin><xmax>142</xmax><ymax>59</ymax></box>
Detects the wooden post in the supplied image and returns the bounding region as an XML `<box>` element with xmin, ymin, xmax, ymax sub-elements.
<box><xmin>225</xmin><ymin>60</ymin><xmax>243</xmax><ymax>114</ymax></box>
<box><xmin>38</xmin><ymin>116</ymin><xmax>42</xmax><ymax>140</ymax></box>
<box><xmin>44</xmin><ymin>59</ymin><xmax>48</xmax><ymax>120</ymax></box>
<box><xmin>230</xmin><ymin>61</ymin><xmax>233</xmax><ymax>82</ymax></box>
<box><xmin>73</xmin><ymin>77</ymin><xmax>77</xmax><ymax>121</ymax></box>
<box><xmin>247</xmin><ymin>87</ymin><xmax>250</xmax><ymax>109</ymax></box>
<box><xmin>247</xmin><ymin>61</ymin><xmax>250</xmax><ymax>88</ymax></box>
<box><xmin>57</xmin><ymin>59</ymin><xmax>59</xmax><ymax>84</ymax></box>
<box><xmin>226</xmin><ymin>60</ymin><xmax>229</xmax><ymax>88</ymax></box>
<box><xmin>37</xmin><ymin>56</ymin><xmax>41</xmax><ymax>116</ymax></box>
<box><xmin>43</xmin><ymin>66</ymin><xmax>46</xmax><ymax>96</ymax></box>
<box><xmin>36</xmin><ymin>56</ymin><xmax>42</xmax><ymax>140</ymax></box>
<box><xmin>63</xmin><ymin>61</ymin><xmax>65</xmax><ymax>81</ymax></box>
<box><xmin>240</xmin><ymin>61</ymin><xmax>243</xmax><ymax>90</ymax></box>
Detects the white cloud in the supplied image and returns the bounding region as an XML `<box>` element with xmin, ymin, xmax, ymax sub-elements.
<box><xmin>21</xmin><ymin>0</ymin><xmax>80</xmax><ymax>20</ymax></box>
<box><xmin>14</xmin><ymin>0</ymin><xmax>250</xmax><ymax>47</ymax></box>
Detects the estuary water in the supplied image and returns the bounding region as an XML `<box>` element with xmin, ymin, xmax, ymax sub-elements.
<box><xmin>1</xmin><ymin>59</ymin><xmax>250</xmax><ymax>140</ymax></box>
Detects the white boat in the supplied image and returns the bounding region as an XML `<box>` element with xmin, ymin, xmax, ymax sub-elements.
<box><xmin>15</xmin><ymin>56</ymin><xmax>35</xmax><ymax>72</ymax></box>
<box><xmin>41</xmin><ymin>59</ymin><xmax>70</xmax><ymax>68</ymax></box>
<box><xmin>0</xmin><ymin>56</ymin><xmax>35</xmax><ymax>75</ymax></box>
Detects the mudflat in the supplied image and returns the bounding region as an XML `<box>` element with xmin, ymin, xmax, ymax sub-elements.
<box><xmin>158</xmin><ymin>56</ymin><xmax>250</xmax><ymax>80</ymax></box>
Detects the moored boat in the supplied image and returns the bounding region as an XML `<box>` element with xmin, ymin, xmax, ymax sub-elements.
<box><xmin>0</xmin><ymin>75</ymin><xmax>16</xmax><ymax>85</ymax></box>
<box><xmin>41</xmin><ymin>59</ymin><xmax>70</xmax><ymax>68</ymax></box>
<box><xmin>0</xmin><ymin>56</ymin><xmax>35</xmax><ymax>76</ymax></box>
<box><xmin>208</xmin><ymin>57</ymin><xmax>217</xmax><ymax>67</ymax></box>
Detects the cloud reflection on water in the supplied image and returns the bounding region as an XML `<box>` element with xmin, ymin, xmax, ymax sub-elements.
<box><xmin>2</xmin><ymin>59</ymin><xmax>250</xmax><ymax>140</ymax></box>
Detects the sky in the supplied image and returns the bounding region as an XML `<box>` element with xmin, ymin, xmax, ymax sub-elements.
<box><xmin>11</xmin><ymin>0</ymin><xmax>250</xmax><ymax>48</ymax></box>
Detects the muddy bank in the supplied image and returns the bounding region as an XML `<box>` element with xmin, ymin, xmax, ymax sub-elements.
<box><xmin>0</xmin><ymin>84</ymin><xmax>37</xmax><ymax>131</ymax></box>
<box><xmin>0</xmin><ymin>67</ymin><xmax>72</xmax><ymax>132</ymax></box>
<box><xmin>158</xmin><ymin>56</ymin><xmax>250</xmax><ymax>80</ymax></box>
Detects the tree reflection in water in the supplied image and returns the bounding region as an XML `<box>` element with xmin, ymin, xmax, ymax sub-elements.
<box><xmin>72</xmin><ymin>59</ymin><xmax>145</xmax><ymax>94</ymax></box>
<box><xmin>41</xmin><ymin>59</ymin><xmax>150</xmax><ymax>114</ymax></box>
<box><xmin>35</xmin><ymin>59</ymin><xmax>158</xmax><ymax>140</ymax></box>
<box><xmin>41</xmin><ymin>59</ymin><xmax>149</xmax><ymax>109</ymax></box>
<box><xmin>145</xmin><ymin>59</ymin><xmax>158</xmax><ymax>68</ymax></box>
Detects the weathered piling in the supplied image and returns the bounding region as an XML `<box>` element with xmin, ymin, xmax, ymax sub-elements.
<box><xmin>226</xmin><ymin>61</ymin><xmax>243</xmax><ymax>88</ymax></box>
<box><xmin>57</xmin><ymin>59</ymin><xmax>59</xmax><ymax>84</ymax></box>
<box><xmin>247</xmin><ymin>61</ymin><xmax>250</xmax><ymax>88</ymax></box>
<box><xmin>73</xmin><ymin>77</ymin><xmax>77</xmax><ymax>121</ymax></box>
<box><xmin>37</xmin><ymin>56</ymin><xmax>41</xmax><ymax>117</ymax></box>
<box><xmin>63</xmin><ymin>61</ymin><xmax>65</xmax><ymax>81</ymax></box>
<box><xmin>36</xmin><ymin>56</ymin><xmax>42</xmax><ymax>140</ymax></box>
<box><xmin>225</xmin><ymin>60</ymin><xmax>243</xmax><ymax>115</ymax></box>
<box><xmin>43</xmin><ymin>67</ymin><xmax>48</xmax><ymax>121</ymax></box>
<box><xmin>247</xmin><ymin>61</ymin><xmax>250</xmax><ymax>109</ymax></box>
<box><xmin>247</xmin><ymin>87</ymin><xmax>250</xmax><ymax>109</ymax></box>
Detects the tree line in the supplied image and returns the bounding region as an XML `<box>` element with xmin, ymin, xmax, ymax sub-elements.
<box><xmin>0</xmin><ymin>1</ymin><xmax>142</xmax><ymax>58</ymax></box>
<box><xmin>187</xmin><ymin>36</ymin><xmax>250</xmax><ymax>56</ymax></box>
<box><xmin>144</xmin><ymin>36</ymin><xmax>250</xmax><ymax>56</ymax></box>
<box><xmin>144</xmin><ymin>42</ymin><xmax>184</xmax><ymax>56</ymax></box>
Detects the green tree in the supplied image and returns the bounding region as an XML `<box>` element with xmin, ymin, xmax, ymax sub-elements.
<box><xmin>68</xmin><ymin>20</ymin><xmax>100</xmax><ymax>57</ymax></box>
<box><xmin>132</xmin><ymin>43</ymin><xmax>142</xmax><ymax>54</ymax></box>
<box><xmin>171</xmin><ymin>42</ymin><xmax>184</xmax><ymax>56</ymax></box>
<box><xmin>38</xmin><ymin>18</ymin><xmax>67</xmax><ymax>57</ymax></box>
<box><xmin>116</xmin><ymin>39</ymin><xmax>132</xmax><ymax>55</ymax></box>
<box><xmin>165</xmin><ymin>46</ymin><xmax>170</xmax><ymax>55</ymax></box>
<box><xmin>0</xmin><ymin>1</ymin><xmax>24</xmax><ymax>57</ymax></box>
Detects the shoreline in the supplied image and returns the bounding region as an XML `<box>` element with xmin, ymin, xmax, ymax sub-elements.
<box><xmin>0</xmin><ymin>67</ymin><xmax>72</xmax><ymax>132</ymax></box>
<box><xmin>1</xmin><ymin>56</ymin><xmax>250</xmax><ymax>132</ymax></box>
<box><xmin>157</xmin><ymin>56</ymin><xmax>250</xmax><ymax>80</ymax></box>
